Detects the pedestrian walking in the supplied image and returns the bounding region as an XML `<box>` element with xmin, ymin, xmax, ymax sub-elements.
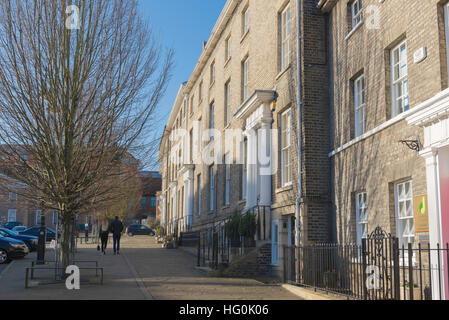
<box><xmin>99</xmin><ymin>218</ymin><xmax>109</xmax><ymax>255</ymax></box>
<box><xmin>85</xmin><ymin>223</ymin><xmax>89</xmax><ymax>243</ymax></box>
<box><xmin>110</xmin><ymin>216</ymin><xmax>124</xmax><ymax>255</ymax></box>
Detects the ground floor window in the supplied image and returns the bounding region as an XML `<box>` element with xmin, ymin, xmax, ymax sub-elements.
<box><xmin>35</xmin><ymin>210</ymin><xmax>42</xmax><ymax>225</ymax></box>
<box><xmin>395</xmin><ymin>180</ymin><xmax>415</xmax><ymax>248</ymax></box>
<box><xmin>7</xmin><ymin>209</ymin><xmax>16</xmax><ymax>222</ymax></box>
<box><xmin>355</xmin><ymin>192</ymin><xmax>368</xmax><ymax>246</ymax></box>
<box><xmin>271</xmin><ymin>220</ymin><xmax>279</xmax><ymax>265</ymax></box>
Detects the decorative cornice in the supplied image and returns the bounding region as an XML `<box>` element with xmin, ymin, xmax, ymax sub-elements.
<box><xmin>234</xmin><ymin>90</ymin><xmax>277</xmax><ymax>120</ymax></box>
<box><xmin>406</xmin><ymin>88</ymin><xmax>449</xmax><ymax>127</ymax></box>
<box><xmin>317</xmin><ymin>0</ymin><xmax>338</xmax><ymax>13</ymax></box>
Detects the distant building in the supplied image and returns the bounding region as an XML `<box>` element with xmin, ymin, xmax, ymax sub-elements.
<box><xmin>135</xmin><ymin>171</ymin><xmax>162</xmax><ymax>225</ymax></box>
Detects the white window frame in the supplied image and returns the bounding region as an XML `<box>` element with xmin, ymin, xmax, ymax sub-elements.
<box><xmin>209</xmin><ymin>102</ymin><xmax>215</xmax><ymax>141</ymax></box>
<box><xmin>391</xmin><ymin>40</ymin><xmax>409</xmax><ymax>117</ymax></box>
<box><xmin>354</xmin><ymin>74</ymin><xmax>366</xmax><ymax>137</ymax></box>
<box><xmin>225</xmin><ymin>36</ymin><xmax>231</xmax><ymax>61</ymax></box>
<box><xmin>351</xmin><ymin>0</ymin><xmax>363</xmax><ymax>29</ymax></box>
<box><xmin>197</xmin><ymin>174</ymin><xmax>202</xmax><ymax>216</ymax></box>
<box><xmin>281</xmin><ymin>108</ymin><xmax>292</xmax><ymax>187</ymax></box>
<box><xmin>355</xmin><ymin>192</ymin><xmax>368</xmax><ymax>246</ymax></box>
<box><xmin>242</xmin><ymin>6</ymin><xmax>249</xmax><ymax>35</ymax></box>
<box><xmin>209</xmin><ymin>165</ymin><xmax>214</xmax><ymax>211</ymax></box>
<box><xmin>210</xmin><ymin>61</ymin><xmax>215</xmax><ymax>85</ymax></box>
<box><xmin>225</xmin><ymin>153</ymin><xmax>231</xmax><ymax>206</ymax></box>
<box><xmin>242</xmin><ymin>57</ymin><xmax>249</xmax><ymax>101</ymax></box>
<box><xmin>52</xmin><ymin>211</ymin><xmax>58</xmax><ymax>225</ymax></box>
<box><xmin>190</xmin><ymin>95</ymin><xmax>194</xmax><ymax>114</ymax></box>
<box><xmin>9</xmin><ymin>192</ymin><xmax>17</xmax><ymax>201</ymax></box>
<box><xmin>242</xmin><ymin>139</ymin><xmax>247</xmax><ymax>200</ymax></box>
<box><xmin>7</xmin><ymin>209</ymin><xmax>16</xmax><ymax>222</ymax></box>
<box><xmin>271</xmin><ymin>220</ymin><xmax>280</xmax><ymax>265</ymax></box>
<box><xmin>197</xmin><ymin>118</ymin><xmax>202</xmax><ymax>156</ymax></box>
<box><xmin>280</xmin><ymin>4</ymin><xmax>291</xmax><ymax>71</ymax></box>
<box><xmin>225</xmin><ymin>81</ymin><xmax>231</xmax><ymax>126</ymax></box>
<box><xmin>35</xmin><ymin>210</ymin><xmax>42</xmax><ymax>225</ymax></box>
<box><xmin>394</xmin><ymin>181</ymin><xmax>415</xmax><ymax>249</ymax></box>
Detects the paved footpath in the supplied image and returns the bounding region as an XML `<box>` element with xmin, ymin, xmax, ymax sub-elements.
<box><xmin>0</xmin><ymin>236</ymin><xmax>300</xmax><ymax>300</ymax></box>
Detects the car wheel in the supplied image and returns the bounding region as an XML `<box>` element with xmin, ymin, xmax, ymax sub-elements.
<box><xmin>128</xmin><ymin>232</ymin><xmax>133</xmax><ymax>237</ymax></box>
<box><xmin>0</xmin><ymin>249</ymin><xmax>9</xmax><ymax>264</ymax></box>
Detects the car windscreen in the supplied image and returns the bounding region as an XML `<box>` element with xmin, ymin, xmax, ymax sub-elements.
<box><xmin>0</xmin><ymin>228</ymin><xmax>17</xmax><ymax>236</ymax></box>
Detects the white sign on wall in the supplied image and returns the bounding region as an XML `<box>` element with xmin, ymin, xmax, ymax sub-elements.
<box><xmin>414</xmin><ymin>47</ymin><xmax>427</xmax><ymax>64</ymax></box>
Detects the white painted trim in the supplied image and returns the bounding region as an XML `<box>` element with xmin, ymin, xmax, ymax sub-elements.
<box><xmin>330</xmin><ymin>107</ymin><xmax>421</xmax><ymax>157</ymax></box>
<box><xmin>407</xmin><ymin>88</ymin><xmax>449</xmax><ymax>126</ymax></box>
<box><xmin>345</xmin><ymin>20</ymin><xmax>364</xmax><ymax>41</ymax></box>
<box><xmin>330</xmin><ymin>88</ymin><xmax>449</xmax><ymax>158</ymax></box>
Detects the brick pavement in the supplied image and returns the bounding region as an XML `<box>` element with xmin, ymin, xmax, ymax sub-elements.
<box><xmin>0</xmin><ymin>235</ymin><xmax>300</xmax><ymax>300</ymax></box>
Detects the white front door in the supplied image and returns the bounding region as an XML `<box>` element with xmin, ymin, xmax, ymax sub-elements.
<box><xmin>271</xmin><ymin>220</ymin><xmax>279</xmax><ymax>265</ymax></box>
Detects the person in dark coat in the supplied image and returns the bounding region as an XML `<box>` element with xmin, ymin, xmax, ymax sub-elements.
<box><xmin>110</xmin><ymin>216</ymin><xmax>124</xmax><ymax>255</ymax></box>
<box><xmin>99</xmin><ymin>218</ymin><xmax>109</xmax><ymax>255</ymax></box>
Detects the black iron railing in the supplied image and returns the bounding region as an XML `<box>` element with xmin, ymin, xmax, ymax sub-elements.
<box><xmin>283</xmin><ymin>227</ymin><xmax>449</xmax><ymax>300</ymax></box>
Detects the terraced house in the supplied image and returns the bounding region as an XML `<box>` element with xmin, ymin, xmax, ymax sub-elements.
<box><xmin>159</xmin><ymin>0</ymin><xmax>331</xmax><ymax>277</ymax></box>
<box><xmin>320</xmin><ymin>0</ymin><xmax>449</xmax><ymax>299</ymax></box>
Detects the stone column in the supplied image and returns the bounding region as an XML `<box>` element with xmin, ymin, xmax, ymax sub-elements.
<box><xmin>259</xmin><ymin>121</ymin><xmax>272</xmax><ymax>206</ymax></box>
<box><xmin>423</xmin><ymin>149</ymin><xmax>445</xmax><ymax>300</ymax></box>
<box><xmin>245</xmin><ymin>128</ymin><xmax>258</xmax><ymax>210</ymax></box>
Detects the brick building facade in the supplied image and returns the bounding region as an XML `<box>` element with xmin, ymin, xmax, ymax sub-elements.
<box><xmin>320</xmin><ymin>0</ymin><xmax>449</xmax><ymax>298</ymax></box>
<box><xmin>158</xmin><ymin>0</ymin><xmax>331</xmax><ymax>276</ymax></box>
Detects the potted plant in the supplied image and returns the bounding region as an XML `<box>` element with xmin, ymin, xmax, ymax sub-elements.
<box><xmin>225</xmin><ymin>211</ymin><xmax>241</xmax><ymax>247</ymax></box>
<box><xmin>238</xmin><ymin>212</ymin><xmax>257</xmax><ymax>247</ymax></box>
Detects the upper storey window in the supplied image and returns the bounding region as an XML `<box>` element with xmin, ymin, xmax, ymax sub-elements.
<box><xmin>242</xmin><ymin>6</ymin><xmax>249</xmax><ymax>35</ymax></box>
<box><xmin>391</xmin><ymin>41</ymin><xmax>409</xmax><ymax>117</ymax></box>
<box><xmin>225</xmin><ymin>36</ymin><xmax>231</xmax><ymax>62</ymax></box>
<box><xmin>242</xmin><ymin>56</ymin><xmax>249</xmax><ymax>101</ymax></box>
<box><xmin>280</xmin><ymin>4</ymin><xmax>291</xmax><ymax>71</ymax></box>
<box><xmin>351</xmin><ymin>0</ymin><xmax>363</xmax><ymax>29</ymax></box>
<box><xmin>354</xmin><ymin>74</ymin><xmax>366</xmax><ymax>137</ymax></box>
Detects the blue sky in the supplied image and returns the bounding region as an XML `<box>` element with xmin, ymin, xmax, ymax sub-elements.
<box><xmin>138</xmin><ymin>0</ymin><xmax>226</xmax><ymax>169</ymax></box>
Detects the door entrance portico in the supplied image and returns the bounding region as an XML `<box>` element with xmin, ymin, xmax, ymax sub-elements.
<box><xmin>234</xmin><ymin>90</ymin><xmax>277</xmax><ymax>212</ymax></box>
<box><xmin>407</xmin><ymin>88</ymin><xmax>449</xmax><ymax>300</ymax></box>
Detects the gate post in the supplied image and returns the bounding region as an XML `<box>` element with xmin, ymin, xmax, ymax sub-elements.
<box><xmin>362</xmin><ymin>238</ymin><xmax>368</xmax><ymax>300</ymax></box>
<box><xmin>392</xmin><ymin>237</ymin><xmax>400</xmax><ymax>300</ymax></box>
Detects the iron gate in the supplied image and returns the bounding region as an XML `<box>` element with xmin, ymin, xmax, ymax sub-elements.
<box><xmin>283</xmin><ymin>226</ymin><xmax>449</xmax><ymax>300</ymax></box>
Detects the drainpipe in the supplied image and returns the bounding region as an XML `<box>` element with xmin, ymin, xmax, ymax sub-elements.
<box><xmin>295</xmin><ymin>0</ymin><xmax>303</xmax><ymax>250</ymax></box>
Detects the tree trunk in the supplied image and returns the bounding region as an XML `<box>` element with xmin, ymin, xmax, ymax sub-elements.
<box><xmin>59</xmin><ymin>212</ymin><xmax>73</xmax><ymax>276</ymax></box>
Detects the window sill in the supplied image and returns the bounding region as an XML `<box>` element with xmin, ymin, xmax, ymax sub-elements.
<box><xmin>221</xmin><ymin>205</ymin><xmax>230</xmax><ymax>210</ymax></box>
<box><xmin>224</xmin><ymin>57</ymin><xmax>232</xmax><ymax>68</ymax></box>
<box><xmin>345</xmin><ymin>21</ymin><xmax>364</xmax><ymax>41</ymax></box>
<box><xmin>276</xmin><ymin>65</ymin><xmax>291</xmax><ymax>81</ymax></box>
<box><xmin>276</xmin><ymin>184</ymin><xmax>293</xmax><ymax>194</ymax></box>
<box><xmin>239</xmin><ymin>200</ymin><xmax>246</xmax><ymax>206</ymax></box>
<box><xmin>207</xmin><ymin>211</ymin><xmax>214</xmax><ymax>215</ymax></box>
<box><xmin>240</xmin><ymin>29</ymin><xmax>250</xmax><ymax>44</ymax></box>
<box><xmin>329</xmin><ymin>104</ymin><xmax>423</xmax><ymax>158</ymax></box>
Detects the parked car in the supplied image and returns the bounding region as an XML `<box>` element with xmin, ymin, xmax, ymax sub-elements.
<box><xmin>19</xmin><ymin>227</ymin><xmax>60</xmax><ymax>242</ymax></box>
<box><xmin>126</xmin><ymin>225</ymin><xmax>155</xmax><ymax>237</ymax></box>
<box><xmin>0</xmin><ymin>228</ymin><xmax>38</xmax><ymax>252</ymax></box>
<box><xmin>2</xmin><ymin>222</ymin><xmax>23</xmax><ymax>230</ymax></box>
<box><xmin>0</xmin><ymin>235</ymin><xmax>29</xmax><ymax>264</ymax></box>
<box><xmin>12</xmin><ymin>226</ymin><xmax>27</xmax><ymax>233</ymax></box>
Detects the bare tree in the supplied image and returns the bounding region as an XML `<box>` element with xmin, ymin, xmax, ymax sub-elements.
<box><xmin>0</xmin><ymin>0</ymin><xmax>173</xmax><ymax>270</ymax></box>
